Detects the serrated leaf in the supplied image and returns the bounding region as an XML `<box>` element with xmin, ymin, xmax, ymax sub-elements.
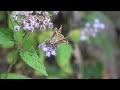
<box><xmin>23</xmin><ymin>32</ymin><xmax>37</xmax><ymax>49</ymax></box>
<box><xmin>55</xmin><ymin>44</ymin><xmax>73</xmax><ymax>74</ymax></box>
<box><xmin>19</xmin><ymin>47</ymin><xmax>48</xmax><ymax>76</ymax></box>
<box><xmin>0</xmin><ymin>73</ymin><xmax>30</xmax><ymax>79</ymax></box>
<box><xmin>0</xmin><ymin>28</ymin><xmax>16</xmax><ymax>46</ymax></box>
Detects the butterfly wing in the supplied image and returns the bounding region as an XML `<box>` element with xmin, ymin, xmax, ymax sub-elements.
<box><xmin>56</xmin><ymin>38</ymin><xmax>69</xmax><ymax>44</ymax></box>
<box><xmin>49</xmin><ymin>25</ymin><xmax>68</xmax><ymax>44</ymax></box>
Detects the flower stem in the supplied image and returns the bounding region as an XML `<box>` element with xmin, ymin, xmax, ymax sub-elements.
<box><xmin>4</xmin><ymin>49</ymin><xmax>19</xmax><ymax>79</ymax></box>
<box><xmin>4</xmin><ymin>32</ymin><xmax>30</xmax><ymax>79</ymax></box>
<box><xmin>5</xmin><ymin>11</ymin><xmax>30</xmax><ymax>79</ymax></box>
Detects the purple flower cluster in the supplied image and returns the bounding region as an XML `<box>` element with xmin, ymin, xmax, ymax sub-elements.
<box><xmin>80</xmin><ymin>19</ymin><xmax>105</xmax><ymax>41</ymax></box>
<box><xmin>12</xmin><ymin>11</ymin><xmax>59</xmax><ymax>31</ymax></box>
<box><xmin>38</xmin><ymin>43</ymin><xmax>58</xmax><ymax>57</ymax></box>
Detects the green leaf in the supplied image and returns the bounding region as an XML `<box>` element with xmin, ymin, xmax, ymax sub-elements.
<box><xmin>38</xmin><ymin>28</ymin><xmax>52</xmax><ymax>43</ymax></box>
<box><xmin>8</xmin><ymin>12</ymin><xmax>24</xmax><ymax>44</ymax></box>
<box><xmin>19</xmin><ymin>47</ymin><xmax>48</xmax><ymax>76</ymax></box>
<box><xmin>38</xmin><ymin>50</ymin><xmax>45</xmax><ymax>63</ymax></box>
<box><xmin>69</xmin><ymin>29</ymin><xmax>82</xmax><ymax>42</ymax></box>
<box><xmin>23</xmin><ymin>32</ymin><xmax>37</xmax><ymax>49</ymax></box>
<box><xmin>0</xmin><ymin>73</ymin><xmax>30</xmax><ymax>79</ymax></box>
<box><xmin>0</xmin><ymin>28</ymin><xmax>16</xmax><ymax>46</ymax></box>
<box><xmin>55</xmin><ymin>44</ymin><xmax>73</xmax><ymax>74</ymax></box>
<box><xmin>46</xmin><ymin>65</ymin><xmax>70</xmax><ymax>79</ymax></box>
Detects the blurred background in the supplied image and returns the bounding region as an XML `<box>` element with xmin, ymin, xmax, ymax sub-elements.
<box><xmin>0</xmin><ymin>11</ymin><xmax>120</xmax><ymax>79</ymax></box>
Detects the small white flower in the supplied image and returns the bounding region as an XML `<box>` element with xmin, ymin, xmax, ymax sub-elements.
<box><xmin>43</xmin><ymin>20</ymin><xmax>49</xmax><ymax>26</ymax></box>
<box><xmin>48</xmin><ymin>22</ymin><xmax>53</xmax><ymax>29</ymax></box>
<box><xmin>36</xmin><ymin>11</ymin><xmax>42</xmax><ymax>14</ymax></box>
<box><xmin>94</xmin><ymin>18</ymin><xmax>100</xmax><ymax>24</ymax></box>
<box><xmin>85</xmin><ymin>22</ymin><xmax>91</xmax><ymax>27</ymax></box>
<box><xmin>43</xmin><ymin>11</ymin><xmax>49</xmax><ymax>16</ymax></box>
<box><xmin>80</xmin><ymin>31</ymin><xmax>86</xmax><ymax>41</ymax></box>
<box><xmin>46</xmin><ymin>52</ymin><xmax>51</xmax><ymax>57</ymax></box>
<box><xmin>51</xmin><ymin>50</ymin><xmax>56</xmax><ymax>55</ymax></box>
<box><xmin>35</xmin><ymin>23</ymin><xmax>39</xmax><ymax>28</ymax></box>
<box><xmin>19</xmin><ymin>11</ymin><xmax>26</xmax><ymax>15</ymax></box>
<box><xmin>40</xmin><ymin>25</ymin><xmax>46</xmax><ymax>31</ymax></box>
<box><xmin>93</xmin><ymin>23</ymin><xmax>99</xmax><ymax>29</ymax></box>
<box><xmin>12</xmin><ymin>15</ymin><xmax>18</xmax><ymax>21</ymax></box>
<box><xmin>28</xmin><ymin>25</ymin><xmax>34</xmax><ymax>31</ymax></box>
<box><xmin>13</xmin><ymin>11</ymin><xmax>19</xmax><ymax>15</ymax></box>
<box><xmin>14</xmin><ymin>25</ymin><xmax>20</xmax><ymax>31</ymax></box>
<box><xmin>43</xmin><ymin>47</ymin><xmax>48</xmax><ymax>52</ymax></box>
<box><xmin>52</xmin><ymin>11</ymin><xmax>59</xmax><ymax>15</ymax></box>
<box><xmin>99</xmin><ymin>23</ymin><xmax>105</xmax><ymax>29</ymax></box>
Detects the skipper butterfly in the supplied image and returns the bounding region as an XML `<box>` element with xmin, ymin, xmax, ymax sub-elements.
<box><xmin>46</xmin><ymin>25</ymin><xmax>68</xmax><ymax>45</ymax></box>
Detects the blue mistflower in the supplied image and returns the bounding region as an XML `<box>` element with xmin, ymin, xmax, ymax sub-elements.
<box><xmin>38</xmin><ymin>43</ymin><xmax>58</xmax><ymax>57</ymax></box>
<box><xmin>80</xmin><ymin>18</ymin><xmax>105</xmax><ymax>41</ymax></box>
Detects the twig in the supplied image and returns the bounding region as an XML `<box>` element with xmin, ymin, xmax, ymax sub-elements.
<box><xmin>73</xmin><ymin>42</ymin><xmax>83</xmax><ymax>79</ymax></box>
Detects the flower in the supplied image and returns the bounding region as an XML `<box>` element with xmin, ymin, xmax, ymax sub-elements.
<box><xmin>52</xmin><ymin>11</ymin><xmax>59</xmax><ymax>15</ymax></box>
<box><xmin>40</xmin><ymin>25</ymin><xmax>46</xmax><ymax>31</ymax></box>
<box><xmin>38</xmin><ymin>43</ymin><xmax>58</xmax><ymax>57</ymax></box>
<box><xmin>14</xmin><ymin>25</ymin><xmax>20</xmax><ymax>31</ymax></box>
<box><xmin>80</xmin><ymin>31</ymin><xmax>87</xmax><ymax>41</ymax></box>
<box><xmin>80</xmin><ymin>18</ymin><xmax>105</xmax><ymax>41</ymax></box>
<box><xmin>12</xmin><ymin>11</ymin><xmax>59</xmax><ymax>32</ymax></box>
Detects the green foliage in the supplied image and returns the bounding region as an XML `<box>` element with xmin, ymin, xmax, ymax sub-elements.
<box><xmin>83</xmin><ymin>61</ymin><xmax>103</xmax><ymax>79</ymax></box>
<box><xmin>56</xmin><ymin>44</ymin><xmax>73</xmax><ymax>75</ymax></box>
<box><xmin>0</xmin><ymin>73</ymin><xmax>30</xmax><ymax>79</ymax></box>
<box><xmin>7</xmin><ymin>50</ymin><xmax>16</xmax><ymax>64</ymax></box>
<box><xmin>23</xmin><ymin>32</ymin><xmax>37</xmax><ymax>49</ymax></box>
<box><xmin>69</xmin><ymin>29</ymin><xmax>82</xmax><ymax>42</ymax></box>
<box><xmin>8</xmin><ymin>11</ymin><xmax>24</xmax><ymax>44</ymax></box>
<box><xmin>46</xmin><ymin>65</ymin><xmax>71</xmax><ymax>79</ymax></box>
<box><xmin>91</xmin><ymin>31</ymin><xmax>117</xmax><ymax>56</ymax></box>
<box><xmin>38</xmin><ymin>50</ymin><xmax>45</xmax><ymax>63</ymax></box>
<box><xmin>38</xmin><ymin>28</ymin><xmax>52</xmax><ymax>43</ymax></box>
<box><xmin>0</xmin><ymin>28</ymin><xmax>15</xmax><ymax>46</ymax></box>
<box><xmin>0</xmin><ymin>11</ymin><xmax>6</xmax><ymax>21</ymax></box>
<box><xmin>84</xmin><ymin>11</ymin><xmax>111</xmax><ymax>25</ymax></box>
<box><xmin>19</xmin><ymin>47</ymin><xmax>48</xmax><ymax>76</ymax></box>
<box><xmin>46</xmin><ymin>65</ymin><xmax>62</xmax><ymax>79</ymax></box>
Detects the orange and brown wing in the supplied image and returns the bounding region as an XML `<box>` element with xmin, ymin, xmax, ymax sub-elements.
<box><xmin>51</xmin><ymin>28</ymin><xmax>60</xmax><ymax>39</ymax></box>
<box><xmin>56</xmin><ymin>38</ymin><xmax>69</xmax><ymax>44</ymax></box>
<box><xmin>51</xmin><ymin>25</ymin><xmax>62</xmax><ymax>39</ymax></box>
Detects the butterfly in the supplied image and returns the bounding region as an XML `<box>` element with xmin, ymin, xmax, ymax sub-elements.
<box><xmin>46</xmin><ymin>25</ymin><xmax>69</xmax><ymax>45</ymax></box>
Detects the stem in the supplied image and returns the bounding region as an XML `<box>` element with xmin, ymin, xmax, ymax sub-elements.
<box><xmin>73</xmin><ymin>42</ymin><xmax>83</xmax><ymax>79</ymax></box>
<box><xmin>5</xmin><ymin>11</ymin><xmax>30</xmax><ymax>79</ymax></box>
<box><xmin>5</xmin><ymin>49</ymin><xmax>19</xmax><ymax>79</ymax></box>
<box><xmin>4</xmin><ymin>32</ymin><xmax>29</xmax><ymax>79</ymax></box>
<box><xmin>22</xmin><ymin>31</ymin><xmax>30</xmax><ymax>47</ymax></box>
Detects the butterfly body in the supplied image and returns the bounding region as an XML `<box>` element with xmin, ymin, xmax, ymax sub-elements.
<box><xmin>45</xmin><ymin>25</ymin><xmax>68</xmax><ymax>45</ymax></box>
